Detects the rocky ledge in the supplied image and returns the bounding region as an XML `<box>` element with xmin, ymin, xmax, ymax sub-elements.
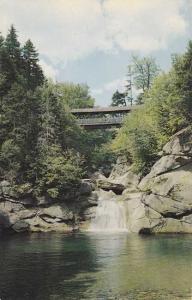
<box><xmin>120</xmin><ymin>127</ymin><xmax>192</xmax><ymax>233</ymax></box>
<box><xmin>0</xmin><ymin>180</ymin><xmax>98</xmax><ymax>233</ymax></box>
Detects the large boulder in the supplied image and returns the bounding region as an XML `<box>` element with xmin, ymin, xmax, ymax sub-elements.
<box><xmin>110</xmin><ymin>156</ymin><xmax>140</xmax><ymax>192</ymax></box>
<box><xmin>97</xmin><ymin>179</ymin><xmax>125</xmax><ymax>194</ymax></box>
<box><xmin>40</xmin><ymin>205</ymin><xmax>73</xmax><ymax>220</ymax></box>
<box><xmin>12</xmin><ymin>220</ymin><xmax>29</xmax><ymax>232</ymax></box>
<box><xmin>111</xmin><ymin>127</ymin><xmax>192</xmax><ymax>234</ymax></box>
<box><xmin>110</xmin><ymin>155</ymin><xmax>131</xmax><ymax>178</ymax></box>
<box><xmin>163</xmin><ymin>126</ymin><xmax>192</xmax><ymax>156</ymax></box>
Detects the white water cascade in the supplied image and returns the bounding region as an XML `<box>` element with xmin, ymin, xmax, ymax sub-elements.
<box><xmin>89</xmin><ymin>190</ymin><xmax>128</xmax><ymax>232</ymax></box>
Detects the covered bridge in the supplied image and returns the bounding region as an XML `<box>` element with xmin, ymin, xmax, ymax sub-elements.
<box><xmin>70</xmin><ymin>106</ymin><xmax>135</xmax><ymax>129</ymax></box>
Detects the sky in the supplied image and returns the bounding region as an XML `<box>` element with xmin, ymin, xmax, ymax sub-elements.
<box><xmin>0</xmin><ymin>0</ymin><xmax>192</xmax><ymax>106</ymax></box>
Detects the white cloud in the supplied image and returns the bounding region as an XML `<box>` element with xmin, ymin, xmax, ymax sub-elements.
<box><xmin>91</xmin><ymin>78</ymin><xmax>126</xmax><ymax>99</ymax></box>
<box><xmin>40</xmin><ymin>60</ymin><xmax>58</xmax><ymax>81</ymax></box>
<box><xmin>104</xmin><ymin>78</ymin><xmax>126</xmax><ymax>92</ymax></box>
<box><xmin>92</xmin><ymin>88</ymin><xmax>103</xmax><ymax>96</ymax></box>
<box><xmin>0</xmin><ymin>0</ymin><xmax>188</xmax><ymax>63</ymax></box>
<box><xmin>91</xmin><ymin>77</ymin><xmax>140</xmax><ymax>101</ymax></box>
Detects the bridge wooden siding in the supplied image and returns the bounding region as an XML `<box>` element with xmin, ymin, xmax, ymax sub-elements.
<box><xmin>70</xmin><ymin>106</ymin><xmax>134</xmax><ymax>129</ymax></box>
<box><xmin>76</xmin><ymin>116</ymin><xmax>124</xmax><ymax>128</ymax></box>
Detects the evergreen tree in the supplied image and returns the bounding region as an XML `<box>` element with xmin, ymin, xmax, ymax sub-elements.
<box><xmin>22</xmin><ymin>39</ymin><xmax>44</xmax><ymax>90</ymax></box>
<box><xmin>111</xmin><ymin>90</ymin><xmax>126</xmax><ymax>106</ymax></box>
<box><xmin>0</xmin><ymin>45</ymin><xmax>16</xmax><ymax>96</ymax></box>
<box><xmin>0</xmin><ymin>33</ymin><xmax>4</xmax><ymax>48</ymax></box>
<box><xmin>4</xmin><ymin>25</ymin><xmax>21</xmax><ymax>69</ymax></box>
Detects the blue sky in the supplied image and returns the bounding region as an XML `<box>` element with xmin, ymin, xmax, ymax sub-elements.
<box><xmin>1</xmin><ymin>0</ymin><xmax>192</xmax><ymax>106</ymax></box>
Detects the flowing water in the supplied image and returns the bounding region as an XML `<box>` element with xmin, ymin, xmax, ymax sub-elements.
<box><xmin>0</xmin><ymin>232</ymin><xmax>192</xmax><ymax>300</ymax></box>
<box><xmin>89</xmin><ymin>199</ymin><xmax>127</xmax><ymax>232</ymax></box>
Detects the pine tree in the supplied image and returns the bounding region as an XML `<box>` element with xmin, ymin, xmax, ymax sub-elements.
<box><xmin>0</xmin><ymin>44</ymin><xmax>16</xmax><ymax>96</ymax></box>
<box><xmin>0</xmin><ymin>83</ymin><xmax>41</xmax><ymax>182</ymax></box>
<box><xmin>22</xmin><ymin>39</ymin><xmax>44</xmax><ymax>90</ymax></box>
<box><xmin>111</xmin><ymin>90</ymin><xmax>126</xmax><ymax>106</ymax></box>
<box><xmin>5</xmin><ymin>25</ymin><xmax>21</xmax><ymax>69</ymax></box>
<box><xmin>0</xmin><ymin>33</ymin><xmax>4</xmax><ymax>48</ymax></box>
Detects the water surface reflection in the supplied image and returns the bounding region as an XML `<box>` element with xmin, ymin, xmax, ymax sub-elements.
<box><xmin>0</xmin><ymin>233</ymin><xmax>191</xmax><ymax>299</ymax></box>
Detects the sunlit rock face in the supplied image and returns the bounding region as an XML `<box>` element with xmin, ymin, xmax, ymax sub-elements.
<box><xmin>0</xmin><ymin>180</ymin><xmax>97</xmax><ymax>233</ymax></box>
<box><xmin>126</xmin><ymin>127</ymin><xmax>192</xmax><ymax>234</ymax></box>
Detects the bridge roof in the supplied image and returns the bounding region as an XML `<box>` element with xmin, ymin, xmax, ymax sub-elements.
<box><xmin>70</xmin><ymin>105</ymin><xmax>133</xmax><ymax>114</ymax></box>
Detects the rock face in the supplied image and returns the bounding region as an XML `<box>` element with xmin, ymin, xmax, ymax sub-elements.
<box><xmin>123</xmin><ymin>127</ymin><xmax>192</xmax><ymax>233</ymax></box>
<box><xmin>0</xmin><ymin>180</ymin><xmax>97</xmax><ymax>233</ymax></box>
<box><xmin>97</xmin><ymin>179</ymin><xmax>125</xmax><ymax>194</ymax></box>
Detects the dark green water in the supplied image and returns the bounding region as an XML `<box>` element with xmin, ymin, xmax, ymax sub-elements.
<box><xmin>0</xmin><ymin>233</ymin><xmax>192</xmax><ymax>300</ymax></box>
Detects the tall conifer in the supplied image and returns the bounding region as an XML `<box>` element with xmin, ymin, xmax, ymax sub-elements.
<box><xmin>22</xmin><ymin>39</ymin><xmax>44</xmax><ymax>90</ymax></box>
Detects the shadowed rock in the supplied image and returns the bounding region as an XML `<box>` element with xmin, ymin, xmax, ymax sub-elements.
<box><xmin>97</xmin><ymin>179</ymin><xmax>125</xmax><ymax>195</ymax></box>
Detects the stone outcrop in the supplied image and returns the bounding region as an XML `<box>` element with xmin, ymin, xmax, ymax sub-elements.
<box><xmin>0</xmin><ymin>179</ymin><xmax>97</xmax><ymax>233</ymax></box>
<box><xmin>122</xmin><ymin>127</ymin><xmax>192</xmax><ymax>233</ymax></box>
<box><xmin>97</xmin><ymin>179</ymin><xmax>125</xmax><ymax>194</ymax></box>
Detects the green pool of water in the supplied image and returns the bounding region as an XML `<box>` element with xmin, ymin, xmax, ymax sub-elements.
<box><xmin>0</xmin><ymin>233</ymin><xmax>191</xmax><ymax>299</ymax></box>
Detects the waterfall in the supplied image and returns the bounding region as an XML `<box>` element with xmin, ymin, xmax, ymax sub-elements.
<box><xmin>89</xmin><ymin>191</ymin><xmax>128</xmax><ymax>232</ymax></box>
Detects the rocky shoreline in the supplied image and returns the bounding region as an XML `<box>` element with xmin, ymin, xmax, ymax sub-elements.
<box><xmin>1</xmin><ymin>127</ymin><xmax>192</xmax><ymax>234</ymax></box>
<box><xmin>0</xmin><ymin>179</ymin><xmax>98</xmax><ymax>233</ymax></box>
<box><xmin>109</xmin><ymin>126</ymin><xmax>192</xmax><ymax>234</ymax></box>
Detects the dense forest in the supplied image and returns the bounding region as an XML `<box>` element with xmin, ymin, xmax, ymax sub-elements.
<box><xmin>1</xmin><ymin>25</ymin><xmax>192</xmax><ymax>202</ymax></box>
<box><xmin>0</xmin><ymin>26</ymin><xmax>115</xmax><ymax>201</ymax></box>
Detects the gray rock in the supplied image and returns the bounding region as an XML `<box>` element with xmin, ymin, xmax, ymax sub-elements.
<box><xmin>79</xmin><ymin>181</ymin><xmax>93</xmax><ymax>195</ymax></box>
<box><xmin>39</xmin><ymin>205</ymin><xmax>74</xmax><ymax>221</ymax></box>
<box><xmin>0</xmin><ymin>211</ymin><xmax>11</xmax><ymax>229</ymax></box>
<box><xmin>113</xmin><ymin>170</ymin><xmax>140</xmax><ymax>192</ymax></box>
<box><xmin>144</xmin><ymin>193</ymin><xmax>192</xmax><ymax>217</ymax></box>
<box><xmin>12</xmin><ymin>220</ymin><xmax>29</xmax><ymax>232</ymax></box>
<box><xmin>163</xmin><ymin>127</ymin><xmax>192</xmax><ymax>156</ymax></box>
<box><xmin>86</xmin><ymin>192</ymin><xmax>99</xmax><ymax>205</ymax></box>
<box><xmin>82</xmin><ymin>206</ymin><xmax>97</xmax><ymax>220</ymax></box>
<box><xmin>36</xmin><ymin>195</ymin><xmax>52</xmax><ymax>207</ymax></box>
<box><xmin>110</xmin><ymin>155</ymin><xmax>131</xmax><ymax>179</ymax></box>
<box><xmin>0</xmin><ymin>180</ymin><xmax>11</xmax><ymax>196</ymax></box>
<box><xmin>124</xmin><ymin>127</ymin><xmax>192</xmax><ymax>234</ymax></box>
<box><xmin>143</xmin><ymin>155</ymin><xmax>191</xmax><ymax>180</ymax></box>
<box><xmin>97</xmin><ymin>179</ymin><xmax>125</xmax><ymax>194</ymax></box>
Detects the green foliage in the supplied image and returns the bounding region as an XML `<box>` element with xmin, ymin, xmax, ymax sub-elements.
<box><xmin>1</xmin><ymin>26</ymin><xmax>108</xmax><ymax>202</ymax></box>
<box><xmin>0</xmin><ymin>26</ymin><xmax>85</xmax><ymax>201</ymax></box>
<box><xmin>78</xmin><ymin>129</ymin><xmax>117</xmax><ymax>175</ymax></box>
<box><xmin>22</xmin><ymin>39</ymin><xmax>44</xmax><ymax>90</ymax></box>
<box><xmin>111</xmin><ymin>90</ymin><xmax>126</xmax><ymax>106</ymax></box>
<box><xmin>0</xmin><ymin>25</ymin><xmax>44</xmax><ymax>94</ymax></box>
<box><xmin>131</xmin><ymin>55</ymin><xmax>160</xmax><ymax>92</ymax></box>
<box><xmin>54</xmin><ymin>82</ymin><xmax>95</xmax><ymax>108</ymax></box>
<box><xmin>0</xmin><ymin>83</ymin><xmax>41</xmax><ymax>182</ymax></box>
<box><xmin>113</xmin><ymin>41</ymin><xmax>192</xmax><ymax>174</ymax></box>
<box><xmin>4</xmin><ymin>25</ymin><xmax>21</xmax><ymax>69</ymax></box>
<box><xmin>112</xmin><ymin>106</ymin><xmax>158</xmax><ymax>173</ymax></box>
<box><xmin>35</xmin><ymin>145</ymin><xmax>83</xmax><ymax>198</ymax></box>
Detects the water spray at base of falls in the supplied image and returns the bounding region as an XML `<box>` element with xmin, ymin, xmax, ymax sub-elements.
<box><xmin>88</xmin><ymin>190</ymin><xmax>128</xmax><ymax>232</ymax></box>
